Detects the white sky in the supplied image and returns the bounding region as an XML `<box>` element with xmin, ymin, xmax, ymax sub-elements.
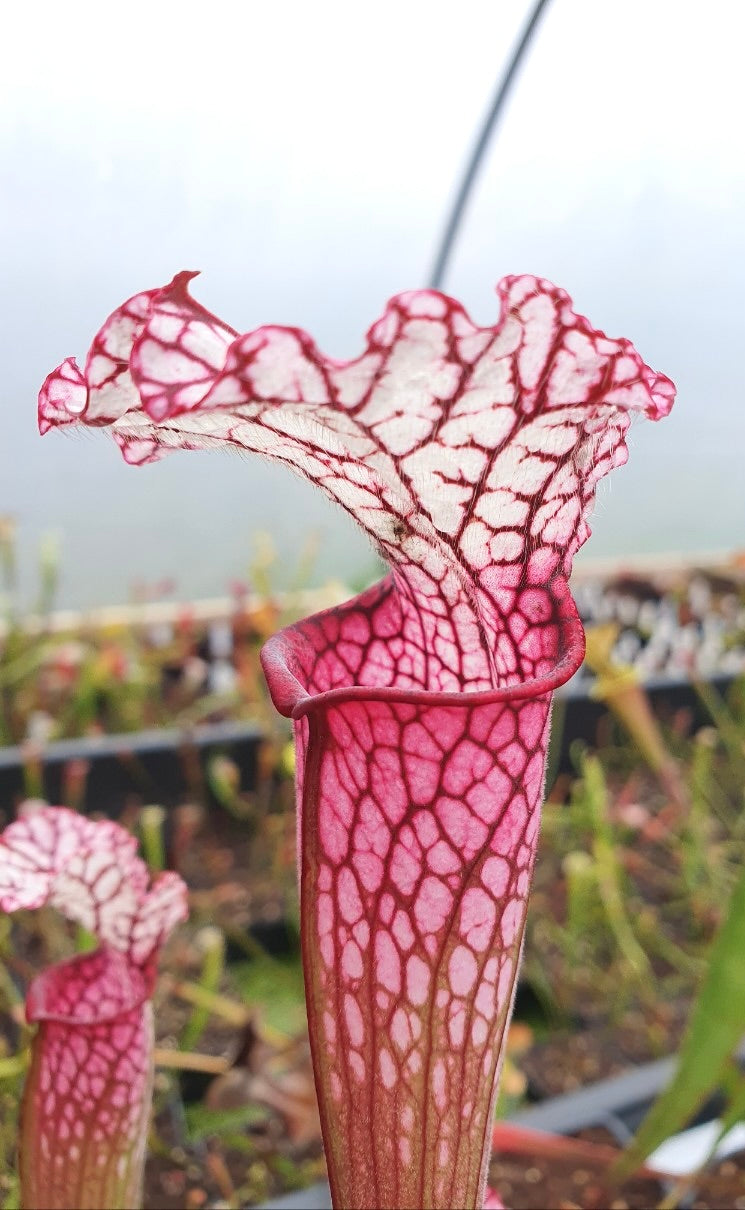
<box><xmin>2</xmin><ymin>0</ymin><xmax>744</xmax><ymax>606</ymax></box>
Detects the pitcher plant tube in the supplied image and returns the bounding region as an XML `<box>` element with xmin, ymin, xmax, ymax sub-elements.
<box><xmin>0</xmin><ymin>804</ymin><xmax>188</xmax><ymax>1209</ymax></box>
<box><xmin>40</xmin><ymin>273</ymin><xmax>674</xmax><ymax>1208</ymax></box>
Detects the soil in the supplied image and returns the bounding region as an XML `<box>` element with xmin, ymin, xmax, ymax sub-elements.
<box><xmin>518</xmin><ymin>1009</ymin><xmax>689</xmax><ymax>1100</ymax></box>
<box><xmin>692</xmin><ymin>1151</ymin><xmax>745</xmax><ymax>1209</ymax></box>
<box><xmin>143</xmin><ymin>1117</ymin><xmax>325</xmax><ymax>1209</ymax></box>
<box><xmin>488</xmin><ymin>1140</ymin><xmax>745</xmax><ymax>1210</ymax></box>
<box><xmin>488</xmin><ymin>1145</ymin><xmax>664</xmax><ymax>1209</ymax></box>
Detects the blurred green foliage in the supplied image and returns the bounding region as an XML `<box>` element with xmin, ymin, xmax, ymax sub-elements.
<box><xmin>0</xmin><ymin>533</ymin><xmax>744</xmax><ymax>1202</ymax></box>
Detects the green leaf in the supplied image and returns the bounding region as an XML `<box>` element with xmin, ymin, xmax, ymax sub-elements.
<box><xmin>230</xmin><ymin>953</ymin><xmax>306</xmax><ymax>1037</ymax></box>
<box><xmin>0</xmin><ymin>1051</ymin><xmax>28</xmax><ymax>1081</ymax></box>
<box><xmin>711</xmin><ymin>1060</ymin><xmax>745</xmax><ymax>1142</ymax></box>
<box><xmin>615</xmin><ymin>859</ymin><xmax>745</xmax><ymax>1177</ymax></box>
<box><xmin>184</xmin><ymin>1101</ymin><xmax>268</xmax><ymax>1143</ymax></box>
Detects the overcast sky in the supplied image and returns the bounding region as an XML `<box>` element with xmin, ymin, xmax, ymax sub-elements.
<box><xmin>2</xmin><ymin>0</ymin><xmax>744</xmax><ymax>607</ymax></box>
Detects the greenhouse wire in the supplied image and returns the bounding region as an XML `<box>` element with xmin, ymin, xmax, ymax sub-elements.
<box><xmin>428</xmin><ymin>0</ymin><xmax>553</xmax><ymax>291</ymax></box>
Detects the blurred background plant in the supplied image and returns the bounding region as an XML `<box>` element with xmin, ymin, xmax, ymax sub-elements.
<box><xmin>0</xmin><ymin>525</ymin><xmax>347</xmax><ymax>748</ymax></box>
<box><xmin>0</xmin><ymin>541</ymin><xmax>743</xmax><ymax>1204</ymax></box>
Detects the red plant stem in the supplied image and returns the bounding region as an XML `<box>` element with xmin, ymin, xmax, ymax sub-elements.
<box><xmin>491</xmin><ymin>1122</ymin><xmax>673</xmax><ymax>1180</ymax></box>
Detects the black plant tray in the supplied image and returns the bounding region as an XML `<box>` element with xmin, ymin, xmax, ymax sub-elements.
<box><xmin>0</xmin><ymin>720</ymin><xmax>264</xmax><ymax>817</ymax></box>
<box><xmin>0</xmin><ymin>673</ymin><xmax>735</xmax><ymax>816</ymax></box>
<box><xmin>551</xmin><ymin>672</ymin><xmax>735</xmax><ymax>775</ymax></box>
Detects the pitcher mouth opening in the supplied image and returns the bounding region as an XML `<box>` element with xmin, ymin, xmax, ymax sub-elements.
<box><xmin>25</xmin><ymin>947</ymin><xmax>148</xmax><ymax>1026</ymax></box>
<box><xmin>261</xmin><ymin>573</ymin><xmax>586</xmax><ymax>721</ymax></box>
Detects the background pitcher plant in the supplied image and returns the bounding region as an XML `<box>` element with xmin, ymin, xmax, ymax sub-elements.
<box><xmin>0</xmin><ymin>804</ymin><xmax>188</xmax><ymax>1210</ymax></box>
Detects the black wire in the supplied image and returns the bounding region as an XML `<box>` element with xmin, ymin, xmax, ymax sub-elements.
<box><xmin>428</xmin><ymin>0</ymin><xmax>554</xmax><ymax>292</ymax></box>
